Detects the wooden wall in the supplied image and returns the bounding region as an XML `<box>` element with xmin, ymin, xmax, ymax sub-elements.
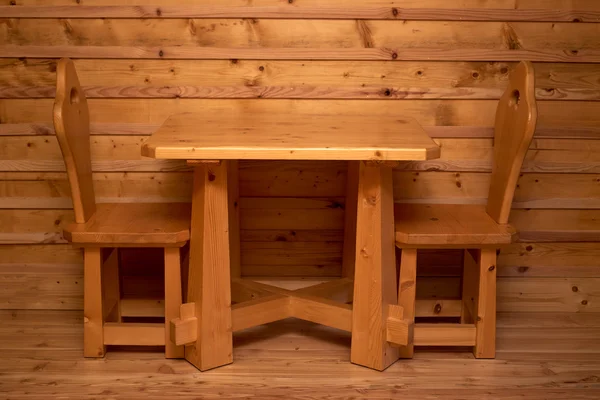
<box><xmin>0</xmin><ymin>1</ymin><xmax>599</xmax><ymax>326</ymax></box>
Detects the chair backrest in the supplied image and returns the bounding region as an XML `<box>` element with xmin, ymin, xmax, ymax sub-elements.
<box><xmin>486</xmin><ymin>61</ymin><xmax>538</xmax><ymax>224</ymax></box>
<box><xmin>53</xmin><ymin>58</ymin><xmax>96</xmax><ymax>224</ymax></box>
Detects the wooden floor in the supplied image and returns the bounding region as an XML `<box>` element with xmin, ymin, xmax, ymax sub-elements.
<box><xmin>1</xmin><ymin>311</ymin><xmax>600</xmax><ymax>400</ymax></box>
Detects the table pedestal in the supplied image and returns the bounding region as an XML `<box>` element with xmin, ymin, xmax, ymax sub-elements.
<box><xmin>173</xmin><ymin>160</ymin><xmax>410</xmax><ymax>372</ymax></box>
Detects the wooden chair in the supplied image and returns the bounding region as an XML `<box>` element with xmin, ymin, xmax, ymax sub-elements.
<box><xmin>394</xmin><ymin>61</ymin><xmax>538</xmax><ymax>358</ymax></box>
<box><xmin>53</xmin><ymin>58</ymin><xmax>191</xmax><ymax>358</ymax></box>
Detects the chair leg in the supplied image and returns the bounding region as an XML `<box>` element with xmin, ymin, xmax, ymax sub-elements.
<box><xmin>342</xmin><ymin>160</ymin><xmax>359</xmax><ymax>278</ymax></box>
<box><xmin>462</xmin><ymin>249</ymin><xmax>496</xmax><ymax>358</ymax></box>
<box><xmin>101</xmin><ymin>248</ymin><xmax>121</xmax><ymax>323</ymax></box>
<box><xmin>83</xmin><ymin>247</ymin><xmax>105</xmax><ymax>358</ymax></box>
<box><xmin>164</xmin><ymin>247</ymin><xmax>184</xmax><ymax>359</ymax></box>
<box><xmin>475</xmin><ymin>249</ymin><xmax>497</xmax><ymax>358</ymax></box>
<box><xmin>397</xmin><ymin>248</ymin><xmax>417</xmax><ymax>358</ymax></box>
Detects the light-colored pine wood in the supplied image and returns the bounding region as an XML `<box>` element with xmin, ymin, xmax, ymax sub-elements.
<box><xmin>52</xmin><ymin>58</ymin><xmax>95</xmax><ymax>224</ymax></box>
<box><xmin>101</xmin><ymin>248</ymin><xmax>120</xmax><ymax>323</ymax></box>
<box><xmin>143</xmin><ymin>113</ymin><xmax>440</xmax><ymax>161</ymax></box>
<box><xmin>64</xmin><ymin>203</ymin><xmax>191</xmax><ymax>245</ymax></box>
<box><xmin>1</xmin><ymin>170</ymin><xmax>598</xmax><ymax>211</ymax></box>
<box><xmin>120</xmin><ymin>298</ymin><xmax>164</xmax><ymax>318</ymax></box>
<box><xmin>231</xmin><ymin>295</ymin><xmax>290</xmax><ymax>332</ymax></box>
<box><xmin>397</xmin><ymin>248</ymin><xmax>417</xmax><ymax>358</ymax></box>
<box><xmin>103</xmin><ymin>323</ymin><xmax>165</xmax><ymax>346</ymax></box>
<box><xmin>3</xmin><ymin>5</ymin><xmax>600</xmax><ymax>21</ymax></box>
<box><xmin>386</xmin><ymin>304</ymin><xmax>412</xmax><ymax>347</ymax></box>
<box><xmin>3</xmin><ymin>46</ymin><xmax>599</xmax><ymax>62</ymax></box>
<box><xmin>395</xmin><ymin>204</ymin><xmax>516</xmax><ymax>246</ymax></box>
<box><xmin>228</xmin><ymin>160</ymin><xmax>241</xmax><ymax>279</ymax></box>
<box><xmin>342</xmin><ymin>161</ymin><xmax>359</xmax><ymax>278</ymax></box>
<box><xmin>4</xmin><ymin>0</ymin><xmax>600</xmax><ymax>10</ymax></box>
<box><xmin>474</xmin><ymin>249</ymin><xmax>498</xmax><ymax>358</ymax></box>
<box><xmin>289</xmin><ymin>295</ymin><xmax>353</xmax><ymax>332</ymax></box>
<box><xmin>170</xmin><ymin>302</ymin><xmax>197</xmax><ymax>346</ymax></box>
<box><xmin>487</xmin><ymin>61</ymin><xmax>538</xmax><ymax>224</ymax></box>
<box><xmin>2</xmin><ymin>122</ymin><xmax>597</xmax><ymax>140</ymax></box>
<box><xmin>414</xmin><ymin>324</ymin><xmax>477</xmax><ymax>346</ymax></box>
<box><xmin>3</xmin><ymin>60</ymin><xmax>599</xmax><ymax>102</ymax></box>
<box><xmin>83</xmin><ymin>247</ymin><xmax>103</xmax><ymax>358</ymax></box>
<box><xmin>351</xmin><ymin>162</ymin><xmax>399</xmax><ymax>371</ymax></box>
<box><xmin>53</xmin><ymin>59</ymin><xmax>190</xmax><ymax>359</ymax></box>
<box><xmin>164</xmin><ymin>247</ymin><xmax>184</xmax><ymax>358</ymax></box>
<box><xmin>185</xmin><ymin>163</ymin><xmax>233</xmax><ymax>371</ymax></box>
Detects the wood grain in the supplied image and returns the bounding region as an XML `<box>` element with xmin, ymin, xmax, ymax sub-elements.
<box><xmin>143</xmin><ymin>112</ymin><xmax>440</xmax><ymax>161</ymax></box>
<box><xmin>2</xmin><ymin>6</ymin><xmax>600</xmax><ymax>22</ymax></box>
<box><xmin>2</xmin><ymin>46</ymin><xmax>599</xmax><ymax>62</ymax></box>
<box><xmin>2</xmin><ymin>60</ymin><xmax>598</xmax><ymax>101</ymax></box>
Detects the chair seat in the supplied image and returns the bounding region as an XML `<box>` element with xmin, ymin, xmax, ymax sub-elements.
<box><xmin>64</xmin><ymin>203</ymin><xmax>191</xmax><ymax>246</ymax></box>
<box><xmin>394</xmin><ymin>204</ymin><xmax>516</xmax><ymax>246</ymax></box>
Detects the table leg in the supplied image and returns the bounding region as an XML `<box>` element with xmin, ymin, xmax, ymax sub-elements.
<box><xmin>351</xmin><ymin>162</ymin><xmax>400</xmax><ymax>371</ymax></box>
<box><xmin>185</xmin><ymin>162</ymin><xmax>234</xmax><ymax>371</ymax></box>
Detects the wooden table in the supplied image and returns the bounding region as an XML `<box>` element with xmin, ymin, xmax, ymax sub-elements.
<box><xmin>142</xmin><ymin>111</ymin><xmax>440</xmax><ymax>372</ymax></box>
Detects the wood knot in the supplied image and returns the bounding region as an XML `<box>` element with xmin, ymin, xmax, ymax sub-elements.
<box><xmin>433</xmin><ymin>303</ymin><xmax>442</xmax><ymax>314</ymax></box>
<box><xmin>581</xmin><ymin>300</ymin><xmax>588</xmax><ymax>305</ymax></box>
<box><xmin>500</xmin><ymin>67</ymin><xmax>508</xmax><ymax>74</ymax></box>
<box><xmin>9</xmin><ymin>0</ymin><xmax>16</xmax><ymax>5</ymax></box>
<box><xmin>391</xmin><ymin>52</ymin><xmax>398</xmax><ymax>60</ymax></box>
<box><xmin>572</xmin><ymin>286</ymin><xmax>579</xmax><ymax>292</ymax></box>
<box><xmin>208</xmin><ymin>172</ymin><xmax>216</xmax><ymax>182</ymax></box>
<box><xmin>259</xmin><ymin>66</ymin><xmax>265</xmax><ymax>71</ymax></box>
<box><xmin>158</xmin><ymin>50</ymin><xmax>164</xmax><ymax>57</ymax></box>
<box><xmin>430</xmin><ymin>217</ymin><xmax>438</xmax><ymax>221</ymax></box>
<box><xmin>525</xmin><ymin>245</ymin><xmax>533</xmax><ymax>252</ymax></box>
<box><xmin>391</xmin><ymin>8</ymin><xmax>399</xmax><ymax>17</ymax></box>
<box><xmin>156</xmin><ymin>8</ymin><xmax>162</xmax><ymax>16</ymax></box>
<box><xmin>488</xmin><ymin>265</ymin><xmax>495</xmax><ymax>272</ymax></box>
<box><xmin>518</xmin><ymin>266</ymin><xmax>529</xmax><ymax>274</ymax></box>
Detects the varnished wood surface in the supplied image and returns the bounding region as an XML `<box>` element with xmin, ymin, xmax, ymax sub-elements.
<box><xmin>64</xmin><ymin>203</ymin><xmax>190</xmax><ymax>245</ymax></box>
<box><xmin>142</xmin><ymin>113</ymin><xmax>440</xmax><ymax>161</ymax></box>
<box><xmin>395</xmin><ymin>204</ymin><xmax>515</xmax><ymax>246</ymax></box>
<box><xmin>1</xmin><ymin>310</ymin><xmax>600</xmax><ymax>399</ymax></box>
<box><xmin>487</xmin><ymin>61</ymin><xmax>537</xmax><ymax>224</ymax></box>
<box><xmin>2</xmin><ymin>5</ymin><xmax>600</xmax><ymax>22</ymax></box>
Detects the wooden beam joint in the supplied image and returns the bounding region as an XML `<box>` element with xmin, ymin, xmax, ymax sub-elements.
<box><xmin>386</xmin><ymin>304</ymin><xmax>413</xmax><ymax>347</ymax></box>
<box><xmin>169</xmin><ymin>302</ymin><xmax>198</xmax><ymax>346</ymax></box>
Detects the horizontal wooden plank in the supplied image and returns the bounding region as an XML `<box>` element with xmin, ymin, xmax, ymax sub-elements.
<box><xmin>2</xmin><ymin>267</ymin><xmax>598</xmax><ymax>312</ymax></box>
<box><xmin>2</xmin><ymin>20</ymin><xmax>599</xmax><ymax>49</ymax></box>
<box><xmin>2</xmin><ymin>86</ymin><xmax>598</xmax><ymax>100</ymax></box>
<box><xmin>4</xmin><ymin>0</ymin><xmax>600</xmax><ymax>11</ymax></box>
<box><xmin>3</xmin><ymin>100</ymin><xmax>599</xmax><ymax>128</ymax></box>
<box><xmin>1</xmin><ymin>133</ymin><xmax>598</xmax><ymax>173</ymax></box>
<box><xmin>2</xmin><ymin>6</ymin><xmax>600</xmax><ymax>22</ymax></box>
<box><xmin>2</xmin><ymin>46</ymin><xmax>599</xmax><ymax>62</ymax></box>
<box><xmin>0</xmin><ymin>206</ymin><xmax>598</xmax><ymax>244</ymax></box>
<box><xmin>1</xmin><ymin>171</ymin><xmax>597</xmax><ymax>209</ymax></box>
<box><xmin>2</xmin><ymin>123</ymin><xmax>598</xmax><ymax>140</ymax></box>
<box><xmin>2</xmin><ymin>60</ymin><xmax>599</xmax><ymax>101</ymax></box>
<box><xmin>103</xmin><ymin>322</ymin><xmax>165</xmax><ymax>346</ymax></box>
<box><xmin>499</xmin><ymin>242</ymin><xmax>600</xmax><ymax>277</ymax></box>
<box><xmin>511</xmin><ymin>210</ymin><xmax>600</xmax><ymax>242</ymax></box>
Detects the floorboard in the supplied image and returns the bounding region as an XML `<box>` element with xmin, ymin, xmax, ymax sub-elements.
<box><xmin>0</xmin><ymin>310</ymin><xmax>599</xmax><ymax>399</ymax></box>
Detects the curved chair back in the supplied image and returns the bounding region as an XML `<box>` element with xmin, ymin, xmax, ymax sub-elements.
<box><xmin>53</xmin><ymin>58</ymin><xmax>96</xmax><ymax>224</ymax></box>
<box><xmin>486</xmin><ymin>61</ymin><xmax>538</xmax><ymax>224</ymax></box>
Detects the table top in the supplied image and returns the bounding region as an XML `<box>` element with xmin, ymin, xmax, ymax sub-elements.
<box><xmin>141</xmin><ymin>112</ymin><xmax>440</xmax><ymax>161</ymax></box>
